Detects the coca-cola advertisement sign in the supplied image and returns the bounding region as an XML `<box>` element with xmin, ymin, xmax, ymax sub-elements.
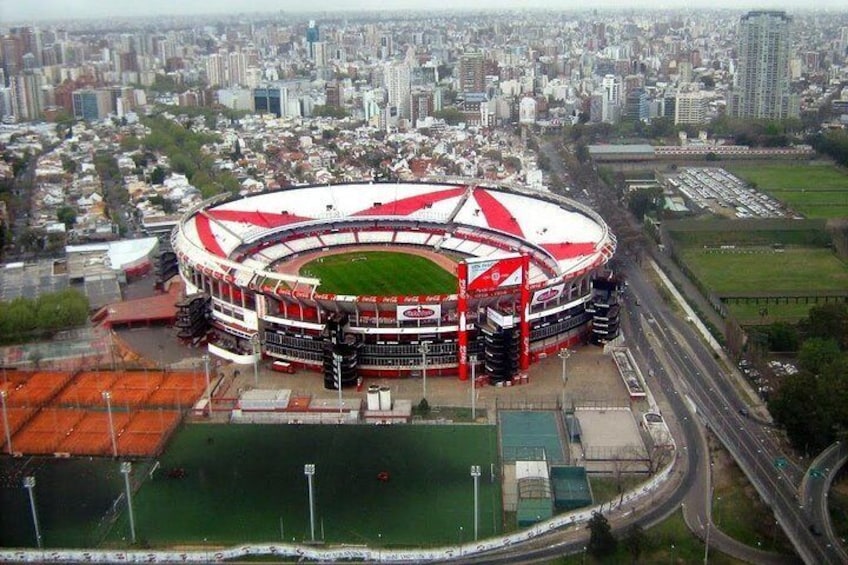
<box><xmin>397</xmin><ymin>304</ymin><xmax>441</xmax><ymax>321</ymax></box>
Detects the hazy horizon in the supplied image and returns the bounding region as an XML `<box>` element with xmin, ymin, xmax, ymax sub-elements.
<box><xmin>2</xmin><ymin>0</ymin><xmax>847</xmax><ymax>24</ymax></box>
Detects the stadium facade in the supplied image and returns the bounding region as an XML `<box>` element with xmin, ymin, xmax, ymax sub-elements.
<box><xmin>172</xmin><ymin>181</ymin><xmax>620</xmax><ymax>387</ymax></box>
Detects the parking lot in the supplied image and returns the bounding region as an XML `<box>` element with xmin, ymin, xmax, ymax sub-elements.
<box><xmin>665</xmin><ymin>167</ymin><xmax>796</xmax><ymax>219</ymax></box>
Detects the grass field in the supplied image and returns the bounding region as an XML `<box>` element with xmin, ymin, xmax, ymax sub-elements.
<box><xmin>301</xmin><ymin>251</ymin><xmax>456</xmax><ymax>296</ymax></box>
<box><xmin>0</xmin><ymin>458</ymin><xmax>129</xmax><ymax>548</ymax></box>
<box><xmin>678</xmin><ymin>247</ymin><xmax>848</xmax><ymax>296</ymax></box>
<box><xmin>728</xmin><ymin>164</ymin><xmax>848</xmax><ymax>219</ymax></box>
<box><xmin>109</xmin><ymin>424</ymin><xmax>501</xmax><ymax>547</ymax></box>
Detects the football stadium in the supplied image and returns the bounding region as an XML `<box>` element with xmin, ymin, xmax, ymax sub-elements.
<box><xmin>173</xmin><ymin>180</ymin><xmax>619</xmax><ymax>387</ymax></box>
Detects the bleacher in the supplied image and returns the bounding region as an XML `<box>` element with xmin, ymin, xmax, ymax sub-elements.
<box><xmin>257</xmin><ymin>243</ymin><xmax>294</xmax><ymax>262</ymax></box>
<box><xmin>319</xmin><ymin>232</ymin><xmax>357</xmax><ymax>246</ymax></box>
<box><xmin>394</xmin><ymin>231</ymin><xmax>432</xmax><ymax>245</ymax></box>
<box><xmin>286</xmin><ymin>236</ymin><xmax>323</xmax><ymax>252</ymax></box>
<box><xmin>357</xmin><ymin>231</ymin><xmax>394</xmax><ymax>243</ymax></box>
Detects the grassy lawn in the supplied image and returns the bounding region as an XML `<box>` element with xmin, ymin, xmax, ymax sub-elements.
<box><xmin>727</xmin><ymin>301</ymin><xmax>819</xmax><ymax>325</ymax></box>
<box><xmin>679</xmin><ymin>247</ymin><xmax>848</xmax><ymax>295</ymax></box>
<box><xmin>829</xmin><ymin>473</ymin><xmax>848</xmax><ymax>549</ymax></box>
<box><xmin>728</xmin><ymin>164</ymin><xmax>848</xmax><ymax>219</ymax></box>
<box><xmin>109</xmin><ymin>424</ymin><xmax>501</xmax><ymax>548</ymax></box>
<box><xmin>553</xmin><ymin>509</ymin><xmax>744</xmax><ymax>564</ymax></box>
<box><xmin>588</xmin><ymin>475</ymin><xmax>644</xmax><ymax>505</ymax></box>
<box><xmin>710</xmin><ymin>436</ymin><xmax>794</xmax><ymax>555</ymax></box>
<box><xmin>300</xmin><ymin>251</ymin><xmax>456</xmax><ymax>296</ymax></box>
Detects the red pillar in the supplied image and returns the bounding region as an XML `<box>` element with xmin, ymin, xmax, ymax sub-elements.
<box><xmin>519</xmin><ymin>254</ymin><xmax>530</xmax><ymax>371</ymax></box>
<box><xmin>457</xmin><ymin>261</ymin><xmax>469</xmax><ymax>381</ymax></box>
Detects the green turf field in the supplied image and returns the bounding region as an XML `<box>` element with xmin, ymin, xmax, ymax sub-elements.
<box><xmin>728</xmin><ymin>164</ymin><xmax>848</xmax><ymax>219</ymax></box>
<box><xmin>301</xmin><ymin>251</ymin><xmax>456</xmax><ymax>295</ymax></box>
<box><xmin>679</xmin><ymin>247</ymin><xmax>848</xmax><ymax>295</ymax></box>
<box><xmin>0</xmin><ymin>458</ymin><xmax>130</xmax><ymax>548</ymax></box>
<box><xmin>110</xmin><ymin>424</ymin><xmax>501</xmax><ymax>547</ymax></box>
<box><xmin>678</xmin><ymin>247</ymin><xmax>848</xmax><ymax>324</ymax></box>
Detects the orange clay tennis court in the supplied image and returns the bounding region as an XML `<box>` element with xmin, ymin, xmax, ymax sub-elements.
<box><xmin>1</xmin><ymin>371</ymin><xmax>73</xmax><ymax>406</ymax></box>
<box><xmin>3</xmin><ymin>369</ymin><xmax>206</xmax><ymax>456</ymax></box>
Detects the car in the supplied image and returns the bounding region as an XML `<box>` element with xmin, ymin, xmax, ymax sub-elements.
<box><xmin>738</xmin><ymin>407</ymin><xmax>749</xmax><ymax>417</ymax></box>
<box><xmin>809</xmin><ymin>524</ymin><xmax>822</xmax><ymax>536</ymax></box>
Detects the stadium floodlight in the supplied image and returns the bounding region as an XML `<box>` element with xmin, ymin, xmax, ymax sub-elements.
<box><xmin>469</xmin><ymin>354</ymin><xmax>477</xmax><ymax>421</ymax></box>
<box><xmin>304</xmin><ymin>464</ymin><xmax>316</xmax><ymax>542</ymax></box>
<box><xmin>250</xmin><ymin>334</ymin><xmax>261</xmax><ymax>386</ymax></box>
<box><xmin>23</xmin><ymin>476</ymin><xmax>42</xmax><ymax>548</ymax></box>
<box><xmin>418</xmin><ymin>342</ymin><xmax>431</xmax><ymax>400</ymax></box>
<box><xmin>102</xmin><ymin>391</ymin><xmax>117</xmax><ymax>457</ymax></box>
<box><xmin>121</xmin><ymin>461</ymin><xmax>136</xmax><ymax>544</ymax></box>
<box><xmin>558</xmin><ymin>347</ymin><xmax>572</xmax><ymax>385</ymax></box>
<box><xmin>202</xmin><ymin>354</ymin><xmax>211</xmax><ymax>414</ymax></box>
<box><xmin>470</xmin><ymin>465</ymin><xmax>481</xmax><ymax>541</ymax></box>
<box><xmin>1</xmin><ymin>390</ymin><xmax>12</xmax><ymax>455</ymax></box>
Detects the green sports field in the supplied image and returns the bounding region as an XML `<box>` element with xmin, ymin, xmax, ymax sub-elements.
<box><xmin>727</xmin><ymin>164</ymin><xmax>848</xmax><ymax>219</ymax></box>
<box><xmin>109</xmin><ymin>424</ymin><xmax>501</xmax><ymax>547</ymax></box>
<box><xmin>301</xmin><ymin>251</ymin><xmax>456</xmax><ymax>295</ymax></box>
<box><xmin>678</xmin><ymin>247</ymin><xmax>848</xmax><ymax>324</ymax></box>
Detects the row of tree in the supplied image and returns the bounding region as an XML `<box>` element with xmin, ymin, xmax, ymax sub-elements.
<box><xmin>0</xmin><ymin>289</ymin><xmax>90</xmax><ymax>344</ymax></box>
<box><xmin>124</xmin><ymin>114</ymin><xmax>241</xmax><ymax>199</ymax></box>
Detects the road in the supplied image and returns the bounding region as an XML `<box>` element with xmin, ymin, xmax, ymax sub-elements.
<box><xmin>621</xmin><ymin>256</ymin><xmax>844</xmax><ymax>564</ymax></box>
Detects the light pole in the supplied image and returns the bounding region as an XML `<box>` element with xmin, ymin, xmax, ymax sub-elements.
<box><xmin>23</xmin><ymin>476</ymin><xmax>42</xmax><ymax>548</ymax></box>
<box><xmin>250</xmin><ymin>334</ymin><xmax>261</xmax><ymax>387</ymax></box>
<box><xmin>304</xmin><ymin>464</ymin><xmax>316</xmax><ymax>542</ymax></box>
<box><xmin>102</xmin><ymin>390</ymin><xmax>117</xmax><ymax>457</ymax></box>
<box><xmin>469</xmin><ymin>354</ymin><xmax>477</xmax><ymax>421</ymax></box>
<box><xmin>558</xmin><ymin>347</ymin><xmax>572</xmax><ymax>385</ymax></box>
<box><xmin>121</xmin><ymin>461</ymin><xmax>136</xmax><ymax>544</ymax></box>
<box><xmin>471</xmin><ymin>465</ymin><xmax>481</xmax><ymax>541</ymax></box>
<box><xmin>202</xmin><ymin>354</ymin><xmax>211</xmax><ymax>415</ymax></box>
<box><xmin>418</xmin><ymin>342</ymin><xmax>431</xmax><ymax>400</ymax></box>
<box><xmin>1</xmin><ymin>390</ymin><xmax>12</xmax><ymax>455</ymax></box>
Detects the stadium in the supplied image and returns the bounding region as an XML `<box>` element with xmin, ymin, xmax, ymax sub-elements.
<box><xmin>172</xmin><ymin>180</ymin><xmax>619</xmax><ymax>387</ymax></box>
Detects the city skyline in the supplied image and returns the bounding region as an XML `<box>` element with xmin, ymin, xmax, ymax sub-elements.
<box><xmin>3</xmin><ymin>0</ymin><xmax>848</xmax><ymax>23</ymax></box>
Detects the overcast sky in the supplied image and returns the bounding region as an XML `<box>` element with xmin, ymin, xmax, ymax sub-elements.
<box><xmin>2</xmin><ymin>0</ymin><xmax>845</xmax><ymax>23</ymax></box>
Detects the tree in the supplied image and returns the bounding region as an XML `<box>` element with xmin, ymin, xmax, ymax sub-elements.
<box><xmin>587</xmin><ymin>511</ymin><xmax>617</xmax><ymax>558</ymax></box>
<box><xmin>56</xmin><ymin>205</ymin><xmax>77</xmax><ymax>229</ymax></box>
<box><xmin>799</xmin><ymin>303</ymin><xmax>848</xmax><ymax>350</ymax></box>
<box><xmin>433</xmin><ymin>108</ymin><xmax>465</xmax><ymax>125</ymax></box>
<box><xmin>798</xmin><ymin>337</ymin><xmax>841</xmax><ymax>375</ymax></box>
<box><xmin>627</xmin><ymin>188</ymin><xmax>662</xmax><ymax>220</ymax></box>
<box><xmin>622</xmin><ymin>523</ymin><xmax>646</xmax><ymax>563</ymax></box>
<box><xmin>150</xmin><ymin>166</ymin><xmax>166</xmax><ymax>185</ymax></box>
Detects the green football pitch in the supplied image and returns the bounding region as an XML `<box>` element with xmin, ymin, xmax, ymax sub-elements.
<box><xmin>109</xmin><ymin>424</ymin><xmax>502</xmax><ymax>547</ymax></box>
<box><xmin>300</xmin><ymin>251</ymin><xmax>456</xmax><ymax>295</ymax></box>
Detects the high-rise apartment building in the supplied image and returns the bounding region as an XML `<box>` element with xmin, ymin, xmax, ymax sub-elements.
<box><xmin>674</xmin><ymin>91</ymin><xmax>709</xmax><ymax>125</ymax></box>
<box><xmin>459</xmin><ymin>52</ymin><xmax>485</xmax><ymax>95</ymax></box>
<box><xmin>730</xmin><ymin>10</ymin><xmax>798</xmax><ymax>120</ymax></box>
<box><xmin>385</xmin><ymin>62</ymin><xmax>411</xmax><ymax>119</ymax></box>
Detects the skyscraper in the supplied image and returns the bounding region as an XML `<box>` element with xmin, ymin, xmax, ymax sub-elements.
<box><xmin>306</xmin><ymin>20</ymin><xmax>319</xmax><ymax>60</ymax></box>
<box><xmin>459</xmin><ymin>52</ymin><xmax>485</xmax><ymax>95</ymax></box>
<box><xmin>730</xmin><ymin>10</ymin><xmax>798</xmax><ymax>120</ymax></box>
<box><xmin>385</xmin><ymin>62</ymin><xmax>411</xmax><ymax>119</ymax></box>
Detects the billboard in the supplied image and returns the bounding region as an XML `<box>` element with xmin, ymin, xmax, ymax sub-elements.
<box><xmin>531</xmin><ymin>283</ymin><xmax>565</xmax><ymax>305</ymax></box>
<box><xmin>464</xmin><ymin>254</ymin><xmax>523</xmax><ymax>292</ymax></box>
<box><xmin>396</xmin><ymin>304</ymin><xmax>441</xmax><ymax>321</ymax></box>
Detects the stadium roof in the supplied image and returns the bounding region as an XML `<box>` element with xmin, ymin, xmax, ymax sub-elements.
<box><xmin>179</xmin><ymin>182</ymin><xmax>612</xmax><ymax>280</ymax></box>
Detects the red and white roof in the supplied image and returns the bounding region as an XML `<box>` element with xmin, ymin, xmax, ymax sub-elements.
<box><xmin>179</xmin><ymin>182</ymin><xmax>613</xmax><ymax>281</ymax></box>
